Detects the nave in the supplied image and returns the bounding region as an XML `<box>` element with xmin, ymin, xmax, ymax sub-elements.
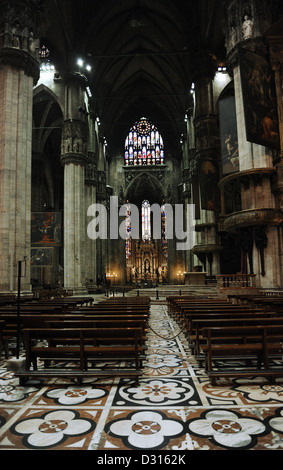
<box><xmin>0</xmin><ymin>292</ymin><xmax>283</xmax><ymax>451</ymax></box>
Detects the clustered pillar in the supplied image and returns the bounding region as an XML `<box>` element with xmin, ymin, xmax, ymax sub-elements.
<box><xmin>192</xmin><ymin>49</ymin><xmax>222</xmax><ymax>277</ymax></box>
<box><xmin>224</xmin><ymin>0</ymin><xmax>283</xmax><ymax>287</ymax></box>
<box><xmin>0</xmin><ymin>0</ymin><xmax>40</xmax><ymax>294</ymax></box>
<box><xmin>60</xmin><ymin>73</ymin><xmax>90</xmax><ymax>293</ymax></box>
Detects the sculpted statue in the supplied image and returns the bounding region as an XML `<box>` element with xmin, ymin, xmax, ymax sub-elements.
<box><xmin>242</xmin><ymin>15</ymin><xmax>254</xmax><ymax>40</ymax></box>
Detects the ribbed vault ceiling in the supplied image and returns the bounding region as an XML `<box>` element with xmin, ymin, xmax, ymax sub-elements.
<box><xmin>41</xmin><ymin>0</ymin><xmax>227</xmax><ymax>155</ymax></box>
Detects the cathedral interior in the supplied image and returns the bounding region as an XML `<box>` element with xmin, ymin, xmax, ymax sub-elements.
<box><xmin>2</xmin><ymin>0</ymin><xmax>283</xmax><ymax>453</ymax></box>
<box><xmin>0</xmin><ymin>0</ymin><xmax>283</xmax><ymax>294</ymax></box>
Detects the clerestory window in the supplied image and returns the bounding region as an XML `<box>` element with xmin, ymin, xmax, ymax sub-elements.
<box><xmin>125</xmin><ymin>117</ymin><xmax>164</xmax><ymax>166</ymax></box>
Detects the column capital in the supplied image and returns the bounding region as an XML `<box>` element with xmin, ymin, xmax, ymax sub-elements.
<box><xmin>0</xmin><ymin>46</ymin><xmax>39</xmax><ymax>83</ymax></box>
<box><xmin>60</xmin><ymin>153</ymin><xmax>89</xmax><ymax>167</ymax></box>
<box><xmin>64</xmin><ymin>71</ymin><xmax>89</xmax><ymax>89</ymax></box>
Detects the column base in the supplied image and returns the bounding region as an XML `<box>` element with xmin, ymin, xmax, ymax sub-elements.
<box><xmin>0</xmin><ymin>290</ymin><xmax>33</xmax><ymax>298</ymax></box>
<box><xmin>64</xmin><ymin>286</ymin><xmax>89</xmax><ymax>296</ymax></box>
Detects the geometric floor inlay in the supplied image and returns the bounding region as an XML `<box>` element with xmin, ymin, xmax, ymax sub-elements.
<box><xmin>1</xmin><ymin>299</ymin><xmax>283</xmax><ymax>451</ymax></box>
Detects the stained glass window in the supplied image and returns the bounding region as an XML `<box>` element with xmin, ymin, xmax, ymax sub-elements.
<box><xmin>142</xmin><ymin>200</ymin><xmax>151</xmax><ymax>240</ymax></box>
<box><xmin>125</xmin><ymin>117</ymin><xmax>164</xmax><ymax>166</ymax></box>
<box><xmin>125</xmin><ymin>198</ymin><xmax>168</xmax><ymax>259</ymax></box>
<box><xmin>125</xmin><ymin>202</ymin><xmax>132</xmax><ymax>260</ymax></box>
<box><xmin>161</xmin><ymin>204</ymin><xmax>168</xmax><ymax>258</ymax></box>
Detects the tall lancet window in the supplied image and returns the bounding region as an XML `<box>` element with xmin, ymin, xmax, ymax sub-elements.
<box><xmin>161</xmin><ymin>203</ymin><xmax>168</xmax><ymax>258</ymax></box>
<box><xmin>125</xmin><ymin>202</ymin><xmax>132</xmax><ymax>260</ymax></box>
<box><xmin>125</xmin><ymin>117</ymin><xmax>164</xmax><ymax>166</ymax></box>
<box><xmin>142</xmin><ymin>200</ymin><xmax>151</xmax><ymax>240</ymax></box>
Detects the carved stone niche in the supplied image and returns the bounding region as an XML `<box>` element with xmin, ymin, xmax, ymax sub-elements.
<box><xmin>61</xmin><ymin>119</ymin><xmax>88</xmax><ymax>165</ymax></box>
<box><xmin>85</xmin><ymin>151</ymin><xmax>97</xmax><ymax>186</ymax></box>
<box><xmin>96</xmin><ymin>171</ymin><xmax>107</xmax><ymax>201</ymax></box>
<box><xmin>226</xmin><ymin>0</ymin><xmax>271</xmax><ymax>45</ymax></box>
<box><xmin>0</xmin><ymin>1</ymin><xmax>40</xmax><ymax>56</ymax></box>
<box><xmin>0</xmin><ymin>0</ymin><xmax>40</xmax><ymax>84</ymax></box>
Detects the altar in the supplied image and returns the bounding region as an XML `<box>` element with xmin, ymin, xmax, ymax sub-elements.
<box><xmin>184</xmin><ymin>272</ymin><xmax>207</xmax><ymax>286</ymax></box>
<box><xmin>127</xmin><ymin>240</ymin><xmax>168</xmax><ymax>285</ymax></box>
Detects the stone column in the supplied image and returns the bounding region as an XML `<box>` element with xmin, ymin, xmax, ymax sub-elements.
<box><xmin>85</xmin><ymin>150</ymin><xmax>97</xmax><ymax>289</ymax></box>
<box><xmin>224</xmin><ymin>0</ymin><xmax>283</xmax><ymax>287</ymax></box>
<box><xmin>0</xmin><ymin>1</ymin><xmax>40</xmax><ymax>293</ymax></box>
<box><xmin>95</xmin><ymin>136</ymin><xmax>107</xmax><ymax>280</ymax></box>
<box><xmin>61</xmin><ymin>77</ymin><xmax>89</xmax><ymax>293</ymax></box>
<box><xmin>266</xmin><ymin>21</ymin><xmax>283</xmax><ymax>204</ymax></box>
<box><xmin>192</xmin><ymin>49</ymin><xmax>222</xmax><ymax>277</ymax></box>
<box><xmin>265</xmin><ymin>19</ymin><xmax>283</xmax><ymax>283</ymax></box>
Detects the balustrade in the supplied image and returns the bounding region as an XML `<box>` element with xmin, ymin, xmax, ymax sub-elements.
<box><xmin>217</xmin><ymin>274</ymin><xmax>256</xmax><ymax>289</ymax></box>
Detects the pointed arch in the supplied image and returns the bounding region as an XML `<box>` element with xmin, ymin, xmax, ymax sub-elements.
<box><xmin>125</xmin><ymin>171</ymin><xmax>165</xmax><ymax>207</ymax></box>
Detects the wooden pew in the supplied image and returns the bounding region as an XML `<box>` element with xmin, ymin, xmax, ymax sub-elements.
<box><xmin>97</xmin><ymin>298</ymin><xmax>150</xmax><ymax>308</ymax></box>
<box><xmin>16</xmin><ymin>327</ymin><xmax>144</xmax><ymax>385</ymax></box>
<box><xmin>0</xmin><ymin>311</ymin><xmax>150</xmax><ymax>357</ymax></box>
<box><xmin>78</xmin><ymin>306</ymin><xmax>149</xmax><ymax>314</ymax></box>
<box><xmin>179</xmin><ymin>312</ymin><xmax>268</xmax><ymax>353</ymax></box>
<box><xmin>227</xmin><ymin>293</ymin><xmax>283</xmax><ymax>308</ymax></box>
<box><xmin>75</xmin><ymin>308</ymin><xmax>150</xmax><ymax>320</ymax></box>
<box><xmin>177</xmin><ymin>309</ymin><xmax>275</xmax><ymax>338</ymax></box>
<box><xmin>0</xmin><ymin>297</ymin><xmax>93</xmax><ymax>316</ymax></box>
<box><xmin>182</xmin><ymin>307</ymin><xmax>278</xmax><ymax>330</ymax></box>
<box><xmin>191</xmin><ymin>316</ymin><xmax>283</xmax><ymax>357</ymax></box>
<box><xmin>169</xmin><ymin>298</ymin><xmax>242</xmax><ymax>312</ymax></box>
<box><xmin>21</xmin><ymin>313</ymin><xmax>149</xmax><ymax>327</ymax></box>
<box><xmin>176</xmin><ymin>305</ymin><xmax>266</xmax><ymax>325</ymax></box>
<box><xmin>0</xmin><ymin>295</ymin><xmax>149</xmax><ymax>360</ymax></box>
<box><xmin>0</xmin><ymin>313</ymin><xmax>86</xmax><ymax>356</ymax></box>
<box><xmin>167</xmin><ymin>297</ymin><xmax>228</xmax><ymax>316</ymax></box>
<box><xmin>100</xmin><ymin>296</ymin><xmax>150</xmax><ymax>302</ymax></box>
<box><xmin>201</xmin><ymin>324</ymin><xmax>283</xmax><ymax>385</ymax></box>
<box><xmin>30</xmin><ymin>296</ymin><xmax>94</xmax><ymax>306</ymax></box>
<box><xmin>45</xmin><ymin>319</ymin><xmax>148</xmax><ymax>338</ymax></box>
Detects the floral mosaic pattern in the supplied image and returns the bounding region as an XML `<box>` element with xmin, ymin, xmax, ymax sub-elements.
<box><xmin>10</xmin><ymin>409</ymin><xmax>96</xmax><ymax>449</ymax></box>
<box><xmin>234</xmin><ymin>382</ymin><xmax>283</xmax><ymax>403</ymax></box>
<box><xmin>43</xmin><ymin>385</ymin><xmax>109</xmax><ymax>406</ymax></box>
<box><xmin>0</xmin><ymin>378</ymin><xmax>38</xmax><ymax>404</ymax></box>
<box><xmin>0</xmin><ymin>299</ymin><xmax>283</xmax><ymax>450</ymax></box>
<box><xmin>267</xmin><ymin>408</ymin><xmax>283</xmax><ymax>433</ymax></box>
<box><xmin>105</xmin><ymin>410</ymin><xmax>186</xmax><ymax>450</ymax></box>
<box><xmin>187</xmin><ymin>409</ymin><xmax>267</xmax><ymax>449</ymax></box>
<box><xmin>114</xmin><ymin>378</ymin><xmax>201</xmax><ymax>406</ymax></box>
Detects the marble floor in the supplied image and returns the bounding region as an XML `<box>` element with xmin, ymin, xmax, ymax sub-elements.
<box><xmin>0</xmin><ymin>298</ymin><xmax>283</xmax><ymax>452</ymax></box>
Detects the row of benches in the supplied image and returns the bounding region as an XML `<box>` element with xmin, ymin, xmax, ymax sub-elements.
<box><xmin>0</xmin><ymin>296</ymin><xmax>150</xmax><ymax>355</ymax></box>
<box><xmin>167</xmin><ymin>294</ymin><xmax>283</xmax><ymax>385</ymax></box>
<box><xmin>0</xmin><ymin>296</ymin><xmax>151</xmax><ymax>385</ymax></box>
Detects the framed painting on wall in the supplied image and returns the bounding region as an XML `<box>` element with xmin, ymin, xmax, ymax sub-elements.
<box><xmin>239</xmin><ymin>48</ymin><xmax>279</xmax><ymax>149</ymax></box>
<box><xmin>31</xmin><ymin>212</ymin><xmax>62</xmax><ymax>246</ymax></box>
<box><xmin>199</xmin><ymin>160</ymin><xmax>220</xmax><ymax>212</ymax></box>
<box><xmin>219</xmin><ymin>93</ymin><xmax>239</xmax><ymax>175</ymax></box>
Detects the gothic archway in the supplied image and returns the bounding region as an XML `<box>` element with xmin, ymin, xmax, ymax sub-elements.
<box><xmin>31</xmin><ymin>87</ymin><xmax>64</xmax><ymax>289</ymax></box>
<box><xmin>124</xmin><ymin>172</ymin><xmax>168</xmax><ymax>286</ymax></box>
